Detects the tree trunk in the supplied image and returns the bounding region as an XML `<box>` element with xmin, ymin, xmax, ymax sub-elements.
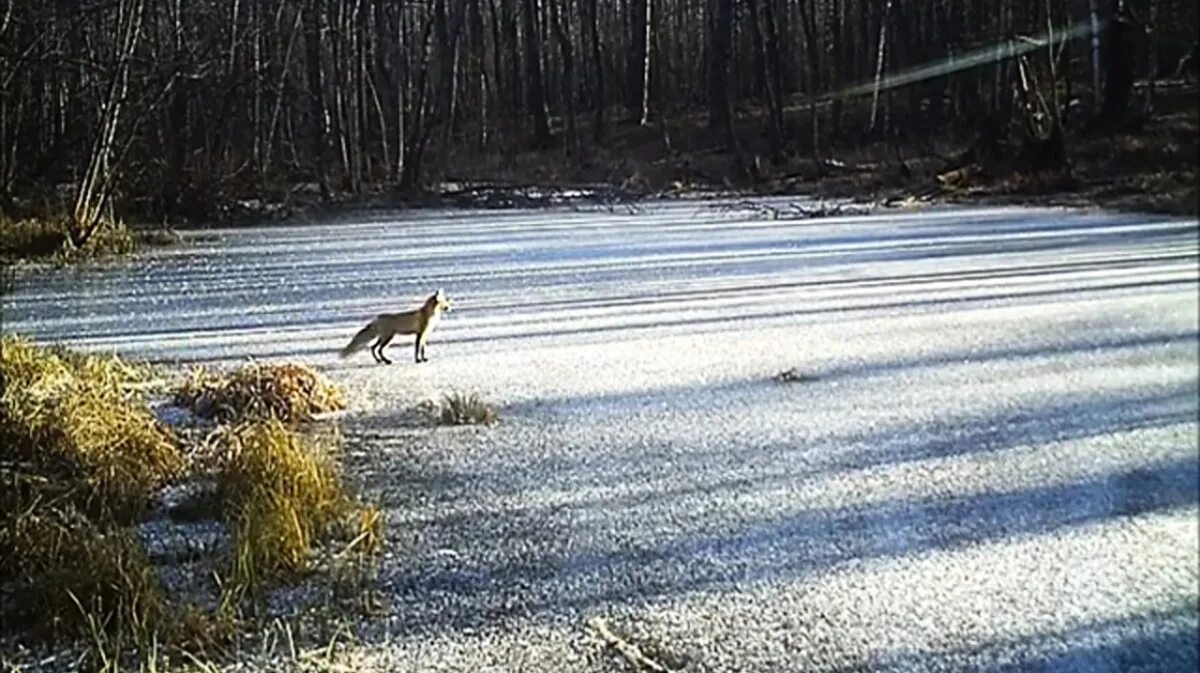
<box><xmin>746</xmin><ymin>0</ymin><xmax>783</xmax><ymax>158</ymax></box>
<box><xmin>399</xmin><ymin>15</ymin><xmax>436</xmax><ymax>191</ymax></box>
<box><xmin>550</xmin><ymin>0</ymin><xmax>579</xmax><ymax>154</ymax></box>
<box><xmin>706</xmin><ymin>0</ymin><xmax>734</xmax><ymax>140</ymax></box>
<box><xmin>303</xmin><ymin>0</ymin><xmax>330</xmax><ymax>200</ymax></box>
<box><xmin>521</xmin><ymin>0</ymin><xmax>553</xmax><ymax>147</ymax></box>
<box><xmin>1100</xmin><ymin>0</ymin><xmax>1134</xmax><ymax>126</ymax></box>
<box><xmin>830</xmin><ymin>0</ymin><xmax>845</xmax><ymax>141</ymax></box>
<box><xmin>433</xmin><ymin>0</ymin><xmax>461</xmax><ymax>175</ymax></box>
<box><xmin>707</xmin><ymin>0</ymin><xmax>746</xmax><ymax>177</ymax></box>
<box><xmin>798</xmin><ymin>0</ymin><xmax>821</xmax><ymax>158</ymax></box>
<box><xmin>638</xmin><ymin>0</ymin><xmax>653</xmax><ymax>126</ymax></box>
<box><xmin>586</xmin><ymin>0</ymin><xmax>606</xmax><ymax>143</ymax></box>
<box><xmin>653</xmin><ymin>0</ymin><xmax>672</xmax><ymax>155</ymax></box>
<box><xmin>869</xmin><ymin>0</ymin><xmax>892</xmax><ymax>133</ymax></box>
<box><xmin>626</xmin><ymin>0</ymin><xmax>649</xmax><ymax>117</ymax></box>
<box><xmin>1088</xmin><ymin>0</ymin><xmax>1103</xmax><ymax>108</ymax></box>
<box><xmin>468</xmin><ymin>0</ymin><xmax>489</xmax><ymax>150</ymax></box>
<box><xmin>1146</xmin><ymin>0</ymin><xmax>1157</xmax><ymax>111</ymax></box>
<box><xmin>72</xmin><ymin>0</ymin><xmax>146</xmax><ymax>246</ymax></box>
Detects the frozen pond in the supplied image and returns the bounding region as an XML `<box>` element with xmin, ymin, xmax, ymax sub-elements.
<box><xmin>3</xmin><ymin>200</ymin><xmax>1197</xmax><ymax>368</ymax></box>
<box><xmin>3</xmin><ymin>199</ymin><xmax>1198</xmax><ymax>672</ymax></box>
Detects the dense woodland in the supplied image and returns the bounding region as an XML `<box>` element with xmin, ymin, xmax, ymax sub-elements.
<box><xmin>0</xmin><ymin>0</ymin><xmax>1196</xmax><ymax>243</ymax></box>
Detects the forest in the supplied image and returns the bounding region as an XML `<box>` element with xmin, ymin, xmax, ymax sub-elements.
<box><xmin>1</xmin><ymin>0</ymin><xmax>1196</xmax><ymax>247</ymax></box>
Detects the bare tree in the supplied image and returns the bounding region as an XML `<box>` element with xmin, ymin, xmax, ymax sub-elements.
<box><xmin>521</xmin><ymin>0</ymin><xmax>553</xmax><ymax>147</ymax></box>
<box><xmin>706</xmin><ymin>0</ymin><xmax>734</xmax><ymax>140</ymax></box>
<box><xmin>550</xmin><ymin>0</ymin><xmax>578</xmax><ymax>154</ymax></box>
<box><xmin>72</xmin><ymin>0</ymin><xmax>147</xmax><ymax>247</ymax></box>
<box><xmin>2</xmin><ymin>0</ymin><xmax>1194</xmax><ymax>219</ymax></box>
<box><xmin>586</xmin><ymin>0</ymin><xmax>606</xmax><ymax>143</ymax></box>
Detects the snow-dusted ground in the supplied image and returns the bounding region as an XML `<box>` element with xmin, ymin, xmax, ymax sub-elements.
<box><xmin>3</xmin><ymin>200</ymin><xmax>1198</xmax><ymax>671</ymax></box>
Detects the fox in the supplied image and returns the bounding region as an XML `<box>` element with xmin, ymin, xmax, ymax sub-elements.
<box><xmin>339</xmin><ymin>289</ymin><xmax>453</xmax><ymax>365</ymax></box>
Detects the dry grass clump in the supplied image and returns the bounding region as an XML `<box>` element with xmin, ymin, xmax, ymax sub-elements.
<box><xmin>175</xmin><ymin>363</ymin><xmax>347</xmax><ymax>423</ymax></box>
<box><xmin>0</xmin><ymin>335</ymin><xmax>183</xmax><ymax>523</ymax></box>
<box><xmin>422</xmin><ymin>391</ymin><xmax>499</xmax><ymax>426</ymax></box>
<box><xmin>1</xmin><ymin>514</ymin><xmax>165</xmax><ymax>641</ymax></box>
<box><xmin>214</xmin><ymin>418</ymin><xmax>354</xmax><ymax>592</ymax></box>
<box><xmin>0</xmin><ymin>215</ymin><xmax>135</xmax><ymax>263</ymax></box>
<box><xmin>1</xmin><ymin>337</ymin><xmax>380</xmax><ymax>666</ymax></box>
<box><xmin>0</xmin><ymin>335</ymin><xmax>180</xmax><ymax>640</ymax></box>
<box><xmin>169</xmin><ymin>603</ymin><xmax>238</xmax><ymax>658</ymax></box>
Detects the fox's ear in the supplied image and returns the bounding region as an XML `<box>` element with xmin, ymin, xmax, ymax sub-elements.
<box><xmin>436</xmin><ymin>287</ymin><xmax>445</xmax><ymax>298</ymax></box>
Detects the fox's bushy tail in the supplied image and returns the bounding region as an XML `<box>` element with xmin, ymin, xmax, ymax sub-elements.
<box><xmin>340</xmin><ymin>321</ymin><xmax>377</xmax><ymax>358</ymax></box>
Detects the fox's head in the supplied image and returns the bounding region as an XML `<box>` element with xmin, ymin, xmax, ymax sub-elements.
<box><xmin>428</xmin><ymin>288</ymin><xmax>452</xmax><ymax>313</ymax></box>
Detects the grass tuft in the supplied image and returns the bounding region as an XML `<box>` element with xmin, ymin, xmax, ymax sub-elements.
<box><xmin>134</xmin><ymin>228</ymin><xmax>184</xmax><ymax>248</ymax></box>
<box><xmin>169</xmin><ymin>603</ymin><xmax>238</xmax><ymax>658</ymax></box>
<box><xmin>425</xmin><ymin>391</ymin><xmax>499</xmax><ymax>426</ymax></box>
<box><xmin>214</xmin><ymin>418</ymin><xmax>353</xmax><ymax>591</ymax></box>
<box><xmin>3</xmin><ymin>515</ymin><xmax>165</xmax><ymax>641</ymax></box>
<box><xmin>175</xmin><ymin>363</ymin><xmax>347</xmax><ymax>423</ymax></box>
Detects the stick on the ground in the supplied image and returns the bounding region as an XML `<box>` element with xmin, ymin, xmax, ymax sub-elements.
<box><xmin>587</xmin><ymin>617</ymin><xmax>676</xmax><ymax>673</ymax></box>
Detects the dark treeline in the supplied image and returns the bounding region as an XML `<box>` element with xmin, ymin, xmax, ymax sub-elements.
<box><xmin>0</xmin><ymin>0</ymin><xmax>1196</xmax><ymax>241</ymax></box>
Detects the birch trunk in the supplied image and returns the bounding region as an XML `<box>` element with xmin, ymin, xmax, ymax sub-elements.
<box><xmin>72</xmin><ymin>0</ymin><xmax>145</xmax><ymax>248</ymax></box>
<box><xmin>869</xmin><ymin>0</ymin><xmax>892</xmax><ymax>132</ymax></box>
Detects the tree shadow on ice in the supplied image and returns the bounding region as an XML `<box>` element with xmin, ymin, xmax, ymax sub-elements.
<box><xmin>354</xmin><ymin>381</ymin><xmax>1199</xmax><ymax>640</ymax></box>
<box><xmin>134</xmin><ymin>276</ymin><xmax>1196</xmax><ymax>366</ymax></box>
<box><xmin>832</xmin><ymin>607</ymin><xmax>1198</xmax><ymax>673</ymax></box>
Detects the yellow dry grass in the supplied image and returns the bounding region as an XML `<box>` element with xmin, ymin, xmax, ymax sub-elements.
<box><xmin>176</xmin><ymin>363</ymin><xmax>347</xmax><ymax>423</ymax></box>
<box><xmin>1</xmin><ymin>337</ymin><xmax>380</xmax><ymax>665</ymax></box>
<box><xmin>3</xmin><ymin>514</ymin><xmax>165</xmax><ymax>641</ymax></box>
<box><xmin>214</xmin><ymin>418</ymin><xmax>353</xmax><ymax>592</ymax></box>
<box><xmin>0</xmin><ymin>335</ymin><xmax>180</xmax><ymax>639</ymax></box>
<box><xmin>0</xmin><ymin>335</ymin><xmax>182</xmax><ymax>524</ymax></box>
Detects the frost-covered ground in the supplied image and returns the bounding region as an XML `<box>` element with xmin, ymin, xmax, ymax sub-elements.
<box><xmin>3</xmin><ymin>200</ymin><xmax>1198</xmax><ymax>672</ymax></box>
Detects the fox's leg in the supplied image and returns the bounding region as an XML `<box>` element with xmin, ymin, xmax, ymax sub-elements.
<box><xmin>414</xmin><ymin>335</ymin><xmax>424</xmax><ymax>363</ymax></box>
<box><xmin>369</xmin><ymin>339</ymin><xmax>382</xmax><ymax>363</ymax></box>
<box><xmin>376</xmin><ymin>334</ymin><xmax>394</xmax><ymax>365</ymax></box>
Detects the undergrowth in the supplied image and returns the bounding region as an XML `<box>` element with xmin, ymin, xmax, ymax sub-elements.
<box><xmin>0</xmin><ymin>215</ymin><xmax>136</xmax><ymax>264</ymax></box>
<box><xmin>0</xmin><ymin>337</ymin><xmax>380</xmax><ymax>669</ymax></box>
<box><xmin>0</xmin><ymin>335</ymin><xmax>179</xmax><ymax>642</ymax></box>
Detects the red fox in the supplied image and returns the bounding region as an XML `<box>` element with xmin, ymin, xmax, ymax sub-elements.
<box><xmin>340</xmin><ymin>289</ymin><xmax>453</xmax><ymax>364</ymax></box>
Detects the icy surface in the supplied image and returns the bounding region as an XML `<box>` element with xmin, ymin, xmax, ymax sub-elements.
<box><xmin>3</xmin><ymin>199</ymin><xmax>1198</xmax><ymax>671</ymax></box>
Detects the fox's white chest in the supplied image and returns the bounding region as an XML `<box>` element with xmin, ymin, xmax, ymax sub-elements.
<box><xmin>424</xmin><ymin>312</ymin><xmax>441</xmax><ymax>333</ymax></box>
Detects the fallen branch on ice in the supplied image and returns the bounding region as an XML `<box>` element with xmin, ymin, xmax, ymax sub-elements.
<box><xmin>587</xmin><ymin>617</ymin><xmax>677</xmax><ymax>673</ymax></box>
